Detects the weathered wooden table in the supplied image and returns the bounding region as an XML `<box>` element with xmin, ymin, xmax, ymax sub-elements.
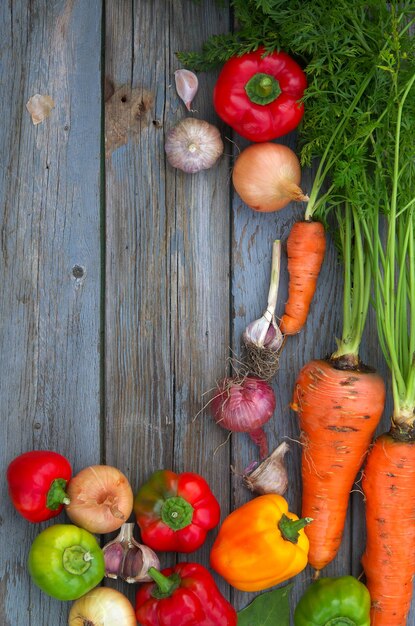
<box><xmin>0</xmin><ymin>1</ymin><xmax>412</xmax><ymax>624</ymax></box>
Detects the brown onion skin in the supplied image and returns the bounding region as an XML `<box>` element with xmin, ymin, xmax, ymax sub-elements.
<box><xmin>65</xmin><ymin>465</ymin><xmax>134</xmax><ymax>534</ymax></box>
<box><xmin>232</xmin><ymin>142</ymin><xmax>307</xmax><ymax>212</ymax></box>
<box><xmin>211</xmin><ymin>376</ymin><xmax>276</xmax><ymax>433</ymax></box>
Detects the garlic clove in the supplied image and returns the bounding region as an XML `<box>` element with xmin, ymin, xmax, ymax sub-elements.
<box><xmin>102</xmin><ymin>522</ymin><xmax>160</xmax><ymax>583</ymax></box>
<box><xmin>174</xmin><ymin>69</ymin><xmax>199</xmax><ymax>111</ymax></box>
<box><xmin>165</xmin><ymin>118</ymin><xmax>224</xmax><ymax>174</ymax></box>
<box><xmin>244</xmin><ymin>313</ymin><xmax>283</xmax><ymax>351</ymax></box>
<box><xmin>123</xmin><ymin>546</ymin><xmax>144</xmax><ymax>583</ymax></box>
<box><xmin>103</xmin><ymin>541</ymin><xmax>125</xmax><ymax>579</ymax></box>
<box><xmin>243</xmin><ymin>441</ymin><xmax>290</xmax><ymax>495</ymax></box>
<box><xmin>264</xmin><ymin>322</ymin><xmax>284</xmax><ymax>350</ymax></box>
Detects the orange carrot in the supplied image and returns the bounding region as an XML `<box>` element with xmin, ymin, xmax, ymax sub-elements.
<box><xmin>362</xmin><ymin>432</ymin><xmax>415</xmax><ymax>626</ymax></box>
<box><xmin>291</xmin><ymin>357</ymin><xmax>385</xmax><ymax>571</ymax></box>
<box><xmin>279</xmin><ymin>220</ymin><xmax>326</xmax><ymax>335</ymax></box>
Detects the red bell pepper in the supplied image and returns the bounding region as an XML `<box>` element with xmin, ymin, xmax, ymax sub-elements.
<box><xmin>6</xmin><ymin>450</ymin><xmax>72</xmax><ymax>522</ymax></box>
<box><xmin>133</xmin><ymin>469</ymin><xmax>220</xmax><ymax>553</ymax></box>
<box><xmin>135</xmin><ymin>562</ymin><xmax>237</xmax><ymax>626</ymax></box>
<box><xmin>213</xmin><ymin>47</ymin><xmax>307</xmax><ymax>142</ymax></box>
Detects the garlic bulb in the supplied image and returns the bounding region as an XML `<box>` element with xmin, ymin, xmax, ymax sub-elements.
<box><xmin>165</xmin><ymin>118</ymin><xmax>224</xmax><ymax>173</ymax></box>
<box><xmin>243</xmin><ymin>441</ymin><xmax>290</xmax><ymax>495</ymax></box>
<box><xmin>175</xmin><ymin>69</ymin><xmax>199</xmax><ymax>111</ymax></box>
<box><xmin>103</xmin><ymin>522</ymin><xmax>160</xmax><ymax>583</ymax></box>
<box><xmin>243</xmin><ymin>240</ymin><xmax>284</xmax><ymax>380</ymax></box>
<box><xmin>244</xmin><ymin>310</ymin><xmax>283</xmax><ymax>352</ymax></box>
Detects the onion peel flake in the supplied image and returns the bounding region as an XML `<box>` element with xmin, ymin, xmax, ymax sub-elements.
<box><xmin>26</xmin><ymin>94</ymin><xmax>55</xmax><ymax>125</ymax></box>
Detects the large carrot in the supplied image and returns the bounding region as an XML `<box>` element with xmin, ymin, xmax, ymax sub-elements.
<box><xmin>279</xmin><ymin>220</ymin><xmax>326</xmax><ymax>334</ymax></box>
<box><xmin>362</xmin><ymin>433</ymin><xmax>415</xmax><ymax>625</ymax></box>
<box><xmin>290</xmin><ymin>189</ymin><xmax>386</xmax><ymax>569</ymax></box>
<box><xmin>292</xmin><ymin>357</ymin><xmax>385</xmax><ymax>570</ymax></box>
<box><xmin>358</xmin><ymin>46</ymin><xmax>415</xmax><ymax>624</ymax></box>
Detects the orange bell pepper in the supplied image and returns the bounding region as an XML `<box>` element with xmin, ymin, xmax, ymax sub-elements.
<box><xmin>210</xmin><ymin>494</ymin><xmax>311</xmax><ymax>592</ymax></box>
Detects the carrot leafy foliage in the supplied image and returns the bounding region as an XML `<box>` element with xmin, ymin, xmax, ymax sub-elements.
<box><xmin>180</xmin><ymin>1</ymin><xmax>415</xmax><ymax>414</ymax></box>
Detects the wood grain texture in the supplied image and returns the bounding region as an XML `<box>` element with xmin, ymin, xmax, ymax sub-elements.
<box><xmin>1</xmin><ymin>0</ymin><xmax>414</xmax><ymax>624</ymax></box>
<box><xmin>0</xmin><ymin>1</ymin><xmax>102</xmax><ymax>624</ymax></box>
<box><xmin>104</xmin><ymin>0</ymin><xmax>232</xmax><ymax>603</ymax></box>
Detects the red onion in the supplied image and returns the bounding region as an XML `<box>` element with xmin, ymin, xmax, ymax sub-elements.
<box><xmin>211</xmin><ymin>376</ymin><xmax>276</xmax><ymax>459</ymax></box>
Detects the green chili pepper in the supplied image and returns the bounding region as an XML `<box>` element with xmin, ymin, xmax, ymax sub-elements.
<box><xmin>294</xmin><ymin>576</ymin><xmax>371</xmax><ymax>626</ymax></box>
<box><xmin>28</xmin><ymin>524</ymin><xmax>105</xmax><ymax>600</ymax></box>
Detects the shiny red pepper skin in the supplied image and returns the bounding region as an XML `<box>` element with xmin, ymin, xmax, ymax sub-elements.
<box><xmin>7</xmin><ymin>450</ymin><xmax>72</xmax><ymax>522</ymax></box>
<box><xmin>135</xmin><ymin>562</ymin><xmax>237</xmax><ymax>626</ymax></box>
<box><xmin>134</xmin><ymin>470</ymin><xmax>220</xmax><ymax>553</ymax></box>
<box><xmin>213</xmin><ymin>47</ymin><xmax>307</xmax><ymax>142</ymax></box>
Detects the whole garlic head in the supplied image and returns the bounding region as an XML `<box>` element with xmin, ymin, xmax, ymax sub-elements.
<box><xmin>165</xmin><ymin>118</ymin><xmax>224</xmax><ymax>173</ymax></box>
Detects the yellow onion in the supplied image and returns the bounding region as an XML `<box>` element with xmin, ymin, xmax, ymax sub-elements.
<box><xmin>65</xmin><ymin>465</ymin><xmax>133</xmax><ymax>534</ymax></box>
<box><xmin>68</xmin><ymin>587</ymin><xmax>136</xmax><ymax>626</ymax></box>
<box><xmin>232</xmin><ymin>142</ymin><xmax>309</xmax><ymax>212</ymax></box>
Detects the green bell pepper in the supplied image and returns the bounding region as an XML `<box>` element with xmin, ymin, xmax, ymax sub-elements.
<box><xmin>28</xmin><ymin>524</ymin><xmax>105</xmax><ymax>600</ymax></box>
<box><xmin>294</xmin><ymin>576</ymin><xmax>371</xmax><ymax>626</ymax></box>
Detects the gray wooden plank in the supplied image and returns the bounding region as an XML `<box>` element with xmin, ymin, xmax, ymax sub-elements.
<box><xmin>104</xmin><ymin>0</ymin><xmax>176</xmax><ymax>499</ymax></box>
<box><xmin>166</xmin><ymin>0</ymin><xmax>233</xmax><ymax>581</ymax></box>
<box><xmin>104</xmin><ymin>0</ymin><xmax>233</xmax><ymax>603</ymax></box>
<box><xmin>0</xmin><ymin>1</ymin><xmax>102</xmax><ymax>624</ymax></box>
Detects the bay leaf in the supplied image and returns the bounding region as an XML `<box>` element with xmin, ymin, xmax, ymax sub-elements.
<box><xmin>237</xmin><ymin>584</ymin><xmax>293</xmax><ymax>626</ymax></box>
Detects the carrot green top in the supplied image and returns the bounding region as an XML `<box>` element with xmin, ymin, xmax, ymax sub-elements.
<box><xmin>181</xmin><ymin>2</ymin><xmax>415</xmax><ymax>410</ymax></box>
<box><xmin>368</xmin><ymin>68</ymin><xmax>415</xmax><ymax>426</ymax></box>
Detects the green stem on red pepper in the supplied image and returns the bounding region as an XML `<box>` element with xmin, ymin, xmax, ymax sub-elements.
<box><xmin>160</xmin><ymin>496</ymin><xmax>194</xmax><ymax>530</ymax></box>
<box><xmin>245</xmin><ymin>73</ymin><xmax>281</xmax><ymax>104</ymax></box>
<box><xmin>147</xmin><ymin>567</ymin><xmax>181</xmax><ymax>599</ymax></box>
<box><xmin>46</xmin><ymin>478</ymin><xmax>70</xmax><ymax>509</ymax></box>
